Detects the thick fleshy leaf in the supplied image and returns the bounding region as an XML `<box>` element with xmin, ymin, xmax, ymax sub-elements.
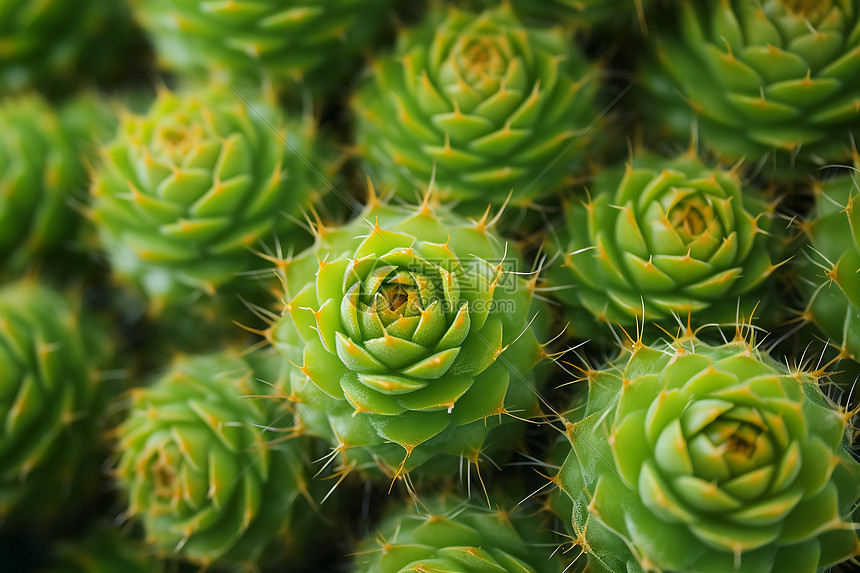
<box><xmin>341</xmin><ymin>376</ymin><xmax>408</xmax><ymax>415</ymax></box>
<box><xmin>653</xmin><ymin>419</ymin><xmax>693</xmax><ymax>476</ymax></box>
<box><xmin>364</xmin><ymin>335</ymin><xmax>429</xmax><ymax>370</ymax></box>
<box><xmin>638</xmin><ymin>461</ymin><xmax>696</xmax><ymax>524</ymax></box>
<box><xmin>401</xmin><ymin>348</ymin><xmax>460</xmax><ymax>379</ymax></box>
<box><xmin>356</xmin><ymin>373</ymin><xmax>429</xmax><ymax>396</ymax></box>
<box><xmin>726</xmin><ymin>488</ymin><xmax>803</xmax><ymax>526</ymax></box>
<box><xmin>435</xmin><ymin>303</ymin><xmax>471</xmax><ymax>351</ymax></box>
<box><xmin>396</xmin><ymin>374</ymin><xmax>473</xmax><ymax>412</ymax></box>
<box><xmin>412</xmin><ymin>300</ymin><xmax>448</xmax><ymax>348</ymax></box>
<box><xmin>673</xmin><ymin>475</ymin><xmax>743</xmax><ymax>513</ymax></box>
<box><xmin>335</xmin><ymin>332</ymin><xmax>387</xmax><ymax>374</ymax></box>
<box><xmin>370</xmin><ymin>411</ymin><xmax>450</xmax><ymax>448</ymax></box>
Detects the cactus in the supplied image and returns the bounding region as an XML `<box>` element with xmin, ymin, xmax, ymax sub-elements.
<box><xmin>643</xmin><ymin>0</ymin><xmax>860</xmax><ymax>178</ymax></box>
<box><xmin>135</xmin><ymin>0</ymin><xmax>398</xmax><ymax>96</ymax></box>
<box><xmin>353</xmin><ymin>4</ymin><xmax>601</xmax><ymax>208</ymax></box>
<box><xmin>89</xmin><ymin>84</ymin><xmax>336</xmax><ymax>321</ymax></box>
<box><xmin>798</xmin><ymin>172</ymin><xmax>860</xmax><ymax>362</ymax></box>
<box><xmin>547</xmin><ymin>151</ymin><xmax>783</xmax><ymax>343</ymax></box>
<box><xmin>553</xmin><ymin>332</ymin><xmax>860</xmax><ymax>573</ymax></box>
<box><xmin>268</xmin><ymin>188</ymin><xmax>549</xmax><ymax>477</ymax></box>
<box><xmin>113</xmin><ymin>352</ymin><xmax>315</xmax><ymax>568</ymax></box>
<box><xmin>0</xmin><ymin>279</ymin><xmax>111</xmax><ymax>522</ymax></box>
<box><xmin>354</xmin><ymin>494</ymin><xmax>566</xmax><ymax>572</ymax></box>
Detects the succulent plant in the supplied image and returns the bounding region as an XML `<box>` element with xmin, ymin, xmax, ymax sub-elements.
<box><xmin>353</xmin><ymin>494</ymin><xmax>565</xmax><ymax>572</ymax></box>
<box><xmin>89</xmin><ymin>84</ymin><xmax>335</xmax><ymax>319</ymax></box>
<box><xmin>135</xmin><ymin>0</ymin><xmax>398</xmax><ymax>96</ymax></box>
<box><xmin>353</xmin><ymin>4</ymin><xmax>601</xmax><ymax>208</ymax></box>
<box><xmin>0</xmin><ymin>279</ymin><xmax>110</xmax><ymax>522</ymax></box>
<box><xmin>553</xmin><ymin>335</ymin><xmax>860</xmax><ymax>573</ymax></box>
<box><xmin>644</xmin><ymin>0</ymin><xmax>860</xmax><ymax>178</ymax></box>
<box><xmin>797</xmin><ymin>172</ymin><xmax>860</xmax><ymax>362</ymax></box>
<box><xmin>0</xmin><ymin>0</ymin><xmax>143</xmax><ymax>96</ymax></box>
<box><xmin>547</xmin><ymin>152</ymin><xmax>782</xmax><ymax>342</ymax></box>
<box><xmin>269</xmin><ymin>189</ymin><xmax>548</xmax><ymax>477</ymax></box>
<box><xmin>113</xmin><ymin>352</ymin><xmax>314</xmax><ymax>568</ymax></box>
<box><xmin>0</xmin><ymin>94</ymin><xmax>89</xmax><ymax>277</ymax></box>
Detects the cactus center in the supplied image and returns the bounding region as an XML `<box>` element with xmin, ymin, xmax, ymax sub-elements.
<box><xmin>152</xmin><ymin>464</ymin><xmax>175</xmax><ymax>497</ymax></box>
<box><xmin>726</xmin><ymin>435</ymin><xmax>755</xmax><ymax>457</ymax></box>
<box><xmin>381</xmin><ymin>284</ymin><xmax>410</xmax><ymax>312</ymax></box>
<box><xmin>459</xmin><ymin>38</ymin><xmax>505</xmax><ymax>85</ymax></box>
<box><xmin>667</xmin><ymin>194</ymin><xmax>716</xmax><ymax>242</ymax></box>
<box><xmin>157</xmin><ymin>123</ymin><xmax>199</xmax><ymax>162</ymax></box>
<box><xmin>671</xmin><ymin>204</ymin><xmax>706</xmax><ymax>237</ymax></box>
<box><xmin>700</xmin><ymin>413</ymin><xmax>775</xmax><ymax>476</ymax></box>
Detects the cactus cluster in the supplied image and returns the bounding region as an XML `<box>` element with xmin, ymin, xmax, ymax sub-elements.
<box><xmin>2</xmin><ymin>1</ymin><xmax>860</xmax><ymax>572</ymax></box>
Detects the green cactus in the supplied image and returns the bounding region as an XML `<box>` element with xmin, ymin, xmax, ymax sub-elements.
<box><xmin>547</xmin><ymin>151</ymin><xmax>783</xmax><ymax>342</ymax></box>
<box><xmin>353</xmin><ymin>494</ymin><xmax>566</xmax><ymax>572</ymax></box>
<box><xmin>0</xmin><ymin>279</ymin><xmax>111</xmax><ymax>522</ymax></box>
<box><xmin>553</xmin><ymin>334</ymin><xmax>860</xmax><ymax>573</ymax></box>
<box><xmin>0</xmin><ymin>94</ymin><xmax>89</xmax><ymax>277</ymax></box>
<box><xmin>113</xmin><ymin>352</ymin><xmax>315</xmax><ymax>568</ymax></box>
<box><xmin>135</xmin><ymin>0</ymin><xmax>398</xmax><ymax>96</ymax></box>
<box><xmin>268</xmin><ymin>188</ymin><xmax>549</xmax><ymax>477</ymax></box>
<box><xmin>0</xmin><ymin>0</ymin><xmax>144</xmax><ymax>97</ymax></box>
<box><xmin>643</xmin><ymin>0</ymin><xmax>860</xmax><ymax>178</ymax></box>
<box><xmin>353</xmin><ymin>4</ymin><xmax>601</xmax><ymax>208</ymax></box>
<box><xmin>89</xmin><ymin>84</ymin><xmax>335</xmax><ymax>320</ymax></box>
<box><xmin>797</xmin><ymin>172</ymin><xmax>860</xmax><ymax>362</ymax></box>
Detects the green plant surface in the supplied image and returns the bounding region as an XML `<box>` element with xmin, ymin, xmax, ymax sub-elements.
<box><xmin>353</xmin><ymin>4</ymin><xmax>601</xmax><ymax>208</ymax></box>
<box><xmin>553</xmin><ymin>334</ymin><xmax>860</xmax><ymax>573</ymax></box>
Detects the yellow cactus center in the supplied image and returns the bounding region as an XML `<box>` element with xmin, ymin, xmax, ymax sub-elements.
<box><xmin>156</xmin><ymin>121</ymin><xmax>202</xmax><ymax>163</ymax></box>
<box><xmin>726</xmin><ymin>435</ymin><xmax>755</xmax><ymax>457</ymax></box>
<box><xmin>670</xmin><ymin>202</ymin><xmax>709</xmax><ymax>238</ymax></box>
<box><xmin>667</xmin><ymin>192</ymin><xmax>719</xmax><ymax>244</ymax></box>
<box><xmin>152</xmin><ymin>463</ymin><xmax>176</xmax><ymax>498</ymax></box>
<box><xmin>460</xmin><ymin>38</ymin><xmax>504</xmax><ymax>82</ymax></box>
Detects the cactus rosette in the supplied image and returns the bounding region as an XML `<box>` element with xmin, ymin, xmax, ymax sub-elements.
<box><xmin>353</xmin><ymin>5</ymin><xmax>601</xmax><ymax>208</ymax></box>
<box><xmin>89</xmin><ymin>85</ymin><xmax>334</xmax><ymax>320</ymax></box>
<box><xmin>553</xmin><ymin>336</ymin><xmax>860</xmax><ymax>573</ymax></box>
<box><xmin>269</xmin><ymin>192</ymin><xmax>548</xmax><ymax>476</ymax></box>
<box><xmin>797</xmin><ymin>173</ymin><xmax>860</xmax><ymax>362</ymax></box>
<box><xmin>113</xmin><ymin>352</ymin><xmax>314</xmax><ymax>568</ymax></box>
<box><xmin>135</xmin><ymin>0</ymin><xmax>397</xmax><ymax>96</ymax></box>
<box><xmin>0</xmin><ymin>94</ymin><xmax>89</xmax><ymax>277</ymax></box>
<box><xmin>547</xmin><ymin>152</ymin><xmax>782</xmax><ymax>342</ymax></box>
<box><xmin>0</xmin><ymin>280</ymin><xmax>110</xmax><ymax>522</ymax></box>
<box><xmin>353</xmin><ymin>494</ymin><xmax>565</xmax><ymax>572</ymax></box>
<box><xmin>644</xmin><ymin>0</ymin><xmax>860</xmax><ymax>177</ymax></box>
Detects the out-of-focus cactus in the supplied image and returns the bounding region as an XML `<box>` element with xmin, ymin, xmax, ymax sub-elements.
<box><xmin>353</xmin><ymin>5</ymin><xmax>601</xmax><ymax>208</ymax></box>
<box><xmin>113</xmin><ymin>352</ymin><xmax>315</xmax><ymax>568</ymax></box>
<box><xmin>0</xmin><ymin>279</ymin><xmax>111</xmax><ymax>522</ymax></box>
